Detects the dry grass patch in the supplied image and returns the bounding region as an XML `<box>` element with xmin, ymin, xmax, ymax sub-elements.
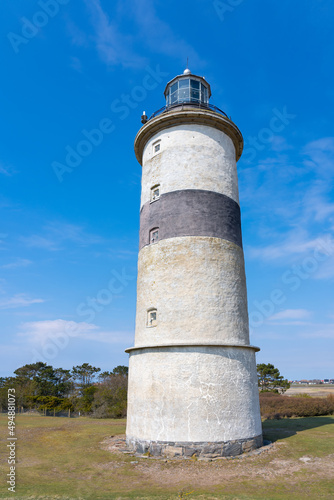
<box><xmin>0</xmin><ymin>415</ymin><xmax>334</xmax><ymax>499</ymax></box>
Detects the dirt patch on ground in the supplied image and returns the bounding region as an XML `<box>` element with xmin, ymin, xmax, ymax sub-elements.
<box><xmin>100</xmin><ymin>435</ymin><xmax>334</xmax><ymax>489</ymax></box>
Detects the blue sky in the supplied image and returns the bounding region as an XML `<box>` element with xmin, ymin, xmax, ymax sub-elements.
<box><xmin>0</xmin><ymin>0</ymin><xmax>333</xmax><ymax>380</ymax></box>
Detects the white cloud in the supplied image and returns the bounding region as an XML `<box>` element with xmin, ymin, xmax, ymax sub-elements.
<box><xmin>83</xmin><ymin>0</ymin><xmax>147</xmax><ymax>69</ymax></box>
<box><xmin>21</xmin><ymin>221</ymin><xmax>104</xmax><ymax>251</ymax></box>
<box><xmin>300</xmin><ymin>324</ymin><xmax>334</xmax><ymax>339</ymax></box>
<box><xmin>46</xmin><ymin>221</ymin><xmax>103</xmax><ymax>245</ymax></box>
<box><xmin>302</xmin><ymin>180</ymin><xmax>334</xmax><ymax>222</ymax></box>
<box><xmin>0</xmin><ymin>294</ymin><xmax>44</xmax><ymax>310</ymax></box>
<box><xmin>21</xmin><ymin>235</ymin><xmax>59</xmax><ymax>251</ymax></box>
<box><xmin>247</xmin><ymin>232</ymin><xmax>334</xmax><ymax>262</ymax></box>
<box><xmin>241</xmin><ymin>136</ymin><xmax>334</xmax><ymax>271</ymax></box>
<box><xmin>1</xmin><ymin>258</ymin><xmax>32</xmax><ymax>269</ymax></box>
<box><xmin>269</xmin><ymin>135</ymin><xmax>293</xmax><ymax>152</ymax></box>
<box><xmin>314</xmin><ymin>258</ymin><xmax>334</xmax><ymax>280</ymax></box>
<box><xmin>269</xmin><ymin>309</ymin><xmax>311</xmax><ymax>321</ymax></box>
<box><xmin>303</xmin><ymin>137</ymin><xmax>334</xmax><ymax>179</ymax></box>
<box><xmin>69</xmin><ymin>56</ymin><xmax>83</xmax><ymax>73</ymax></box>
<box><xmin>131</xmin><ymin>0</ymin><xmax>201</xmax><ymax>66</ymax></box>
<box><xmin>65</xmin><ymin>18</ymin><xmax>89</xmax><ymax>48</ymax></box>
<box><xmin>81</xmin><ymin>0</ymin><xmax>202</xmax><ymax>69</ymax></box>
<box><xmin>0</xmin><ymin>163</ymin><xmax>14</xmax><ymax>176</ymax></box>
<box><xmin>0</xmin><ymin>233</ymin><xmax>8</xmax><ymax>250</ymax></box>
<box><xmin>18</xmin><ymin>319</ymin><xmax>132</xmax><ymax>346</ymax></box>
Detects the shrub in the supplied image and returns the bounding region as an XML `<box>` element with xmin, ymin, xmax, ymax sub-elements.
<box><xmin>91</xmin><ymin>374</ymin><xmax>127</xmax><ymax>418</ymax></box>
<box><xmin>260</xmin><ymin>394</ymin><xmax>334</xmax><ymax>419</ymax></box>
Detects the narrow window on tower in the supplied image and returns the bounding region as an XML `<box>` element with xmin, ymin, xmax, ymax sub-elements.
<box><xmin>147</xmin><ymin>308</ymin><xmax>157</xmax><ymax>327</ymax></box>
<box><xmin>152</xmin><ymin>140</ymin><xmax>161</xmax><ymax>154</ymax></box>
<box><xmin>150</xmin><ymin>227</ymin><xmax>159</xmax><ymax>244</ymax></box>
<box><xmin>150</xmin><ymin>184</ymin><xmax>160</xmax><ymax>202</ymax></box>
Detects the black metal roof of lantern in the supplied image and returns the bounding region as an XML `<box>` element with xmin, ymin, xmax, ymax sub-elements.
<box><xmin>164</xmin><ymin>68</ymin><xmax>212</xmax><ymax>109</ymax></box>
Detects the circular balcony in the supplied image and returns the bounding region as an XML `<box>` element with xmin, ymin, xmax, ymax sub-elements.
<box><xmin>148</xmin><ymin>102</ymin><xmax>229</xmax><ymax>121</ymax></box>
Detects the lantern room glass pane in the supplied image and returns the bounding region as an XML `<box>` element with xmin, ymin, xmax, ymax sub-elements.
<box><xmin>178</xmin><ymin>88</ymin><xmax>190</xmax><ymax>101</ymax></box>
<box><xmin>171</xmin><ymin>82</ymin><xmax>178</xmax><ymax>93</ymax></box>
<box><xmin>171</xmin><ymin>91</ymin><xmax>178</xmax><ymax>104</ymax></box>
<box><xmin>191</xmin><ymin>89</ymin><xmax>200</xmax><ymax>102</ymax></box>
<box><xmin>179</xmin><ymin>79</ymin><xmax>189</xmax><ymax>88</ymax></box>
<box><xmin>166</xmin><ymin>77</ymin><xmax>209</xmax><ymax>107</ymax></box>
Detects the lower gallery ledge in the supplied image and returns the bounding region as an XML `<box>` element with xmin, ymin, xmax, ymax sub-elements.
<box><xmin>126</xmin><ymin>434</ymin><xmax>263</xmax><ymax>458</ymax></box>
<box><xmin>125</xmin><ymin>343</ymin><xmax>260</xmax><ymax>353</ymax></box>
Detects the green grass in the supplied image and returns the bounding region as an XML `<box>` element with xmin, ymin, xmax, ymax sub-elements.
<box><xmin>0</xmin><ymin>414</ymin><xmax>333</xmax><ymax>499</ymax></box>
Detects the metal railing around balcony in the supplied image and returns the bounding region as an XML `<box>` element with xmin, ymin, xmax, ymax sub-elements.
<box><xmin>148</xmin><ymin>102</ymin><xmax>230</xmax><ymax>121</ymax></box>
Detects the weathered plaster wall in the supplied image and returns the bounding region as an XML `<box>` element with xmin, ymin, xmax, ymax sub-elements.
<box><xmin>135</xmin><ymin>236</ymin><xmax>249</xmax><ymax>347</ymax></box>
<box><xmin>126</xmin><ymin>113</ymin><xmax>262</xmax><ymax>456</ymax></box>
<box><xmin>140</xmin><ymin>124</ymin><xmax>240</xmax><ymax>209</ymax></box>
<box><xmin>126</xmin><ymin>346</ymin><xmax>262</xmax><ymax>444</ymax></box>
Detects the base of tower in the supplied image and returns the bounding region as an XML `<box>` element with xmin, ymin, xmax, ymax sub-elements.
<box><xmin>126</xmin><ymin>434</ymin><xmax>263</xmax><ymax>458</ymax></box>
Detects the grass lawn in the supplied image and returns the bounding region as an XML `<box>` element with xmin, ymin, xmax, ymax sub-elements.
<box><xmin>0</xmin><ymin>414</ymin><xmax>333</xmax><ymax>499</ymax></box>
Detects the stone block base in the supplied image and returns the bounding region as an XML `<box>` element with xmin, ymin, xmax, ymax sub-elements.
<box><xmin>126</xmin><ymin>434</ymin><xmax>263</xmax><ymax>458</ymax></box>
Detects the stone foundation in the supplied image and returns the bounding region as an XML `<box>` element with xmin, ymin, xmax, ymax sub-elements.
<box><xmin>126</xmin><ymin>434</ymin><xmax>263</xmax><ymax>459</ymax></box>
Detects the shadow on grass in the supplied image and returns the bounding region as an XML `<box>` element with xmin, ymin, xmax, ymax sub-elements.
<box><xmin>262</xmin><ymin>415</ymin><xmax>334</xmax><ymax>442</ymax></box>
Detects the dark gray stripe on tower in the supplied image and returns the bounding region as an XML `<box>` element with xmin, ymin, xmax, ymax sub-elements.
<box><xmin>139</xmin><ymin>189</ymin><xmax>242</xmax><ymax>250</ymax></box>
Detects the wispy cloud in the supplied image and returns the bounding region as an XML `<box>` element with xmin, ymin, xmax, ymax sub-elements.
<box><xmin>19</xmin><ymin>319</ymin><xmax>132</xmax><ymax>345</ymax></box>
<box><xmin>269</xmin><ymin>135</ymin><xmax>293</xmax><ymax>153</ymax></box>
<box><xmin>269</xmin><ymin>309</ymin><xmax>311</xmax><ymax>321</ymax></box>
<box><xmin>300</xmin><ymin>324</ymin><xmax>334</xmax><ymax>339</ymax></box>
<box><xmin>65</xmin><ymin>18</ymin><xmax>89</xmax><ymax>48</ymax></box>
<box><xmin>131</xmin><ymin>0</ymin><xmax>201</xmax><ymax>66</ymax></box>
<box><xmin>21</xmin><ymin>235</ymin><xmax>59</xmax><ymax>251</ymax></box>
<box><xmin>0</xmin><ymin>233</ymin><xmax>8</xmax><ymax>250</ymax></box>
<box><xmin>243</xmin><ymin>136</ymin><xmax>334</xmax><ymax>273</ymax></box>
<box><xmin>0</xmin><ymin>162</ymin><xmax>15</xmax><ymax>176</ymax></box>
<box><xmin>21</xmin><ymin>221</ymin><xmax>104</xmax><ymax>251</ymax></box>
<box><xmin>0</xmin><ymin>294</ymin><xmax>44</xmax><ymax>310</ymax></box>
<box><xmin>247</xmin><ymin>232</ymin><xmax>334</xmax><ymax>261</ymax></box>
<box><xmin>1</xmin><ymin>258</ymin><xmax>32</xmax><ymax>270</ymax></box>
<box><xmin>80</xmin><ymin>0</ymin><xmax>201</xmax><ymax>69</ymax></box>
<box><xmin>268</xmin><ymin>309</ymin><xmax>312</xmax><ymax>326</ymax></box>
<box><xmin>302</xmin><ymin>137</ymin><xmax>334</xmax><ymax>180</ymax></box>
<box><xmin>69</xmin><ymin>56</ymin><xmax>83</xmax><ymax>73</ymax></box>
<box><xmin>302</xmin><ymin>180</ymin><xmax>334</xmax><ymax>222</ymax></box>
<box><xmin>83</xmin><ymin>0</ymin><xmax>147</xmax><ymax>69</ymax></box>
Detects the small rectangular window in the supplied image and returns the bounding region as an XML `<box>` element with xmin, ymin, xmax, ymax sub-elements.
<box><xmin>147</xmin><ymin>309</ymin><xmax>157</xmax><ymax>327</ymax></box>
<box><xmin>151</xmin><ymin>184</ymin><xmax>160</xmax><ymax>202</ymax></box>
<box><xmin>150</xmin><ymin>228</ymin><xmax>159</xmax><ymax>243</ymax></box>
<box><xmin>152</xmin><ymin>140</ymin><xmax>161</xmax><ymax>154</ymax></box>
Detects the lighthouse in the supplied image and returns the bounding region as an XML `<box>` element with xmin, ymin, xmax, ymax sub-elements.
<box><xmin>125</xmin><ymin>68</ymin><xmax>263</xmax><ymax>458</ymax></box>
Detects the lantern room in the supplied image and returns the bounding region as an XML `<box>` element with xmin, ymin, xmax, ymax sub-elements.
<box><xmin>164</xmin><ymin>68</ymin><xmax>212</xmax><ymax>108</ymax></box>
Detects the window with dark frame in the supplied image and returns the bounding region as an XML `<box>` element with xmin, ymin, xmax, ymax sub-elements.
<box><xmin>153</xmin><ymin>140</ymin><xmax>161</xmax><ymax>154</ymax></box>
<box><xmin>151</xmin><ymin>184</ymin><xmax>160</xmax><ymax>202</ymax></box>
<box><xmin>147</xmin><ymin>309</ymin><xmax>157</xmax><ymax>327</ymax></box>
<box><xmin>150</xmin><ymin>228</ymin><xmax>159</xmax><ymax>244</ymax></box>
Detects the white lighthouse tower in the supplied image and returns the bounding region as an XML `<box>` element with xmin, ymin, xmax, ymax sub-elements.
<box><xmin>125</xmin><ymin>69</ymin><xmax>263</xmax><ymax>458</ymax></box>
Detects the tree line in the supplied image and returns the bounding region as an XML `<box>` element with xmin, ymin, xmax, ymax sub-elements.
<box><xmin>0</xmin><ymin>361</ymin><xmax>290</xmax><ymax>418</ymax></box>
<box><xmin>0</xmin><ymin>362</ymin><xmax>128</xmax><ymax>418</ymax></box>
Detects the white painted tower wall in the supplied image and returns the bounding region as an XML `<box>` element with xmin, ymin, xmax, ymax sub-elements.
<box><xmin>126</xmin><ymin>85</ymin><xmax>263</xmax><ymax>458</ymax></box>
